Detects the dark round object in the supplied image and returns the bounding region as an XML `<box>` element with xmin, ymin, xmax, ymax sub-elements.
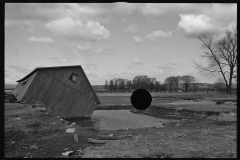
<box><xmin>131</xmin><ymin>89</ymin><xmax>152</xmax><ymax>110</ymax></box>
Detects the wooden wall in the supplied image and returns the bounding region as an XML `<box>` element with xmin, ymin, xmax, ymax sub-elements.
<box><xmin>13</xmin><ymin>72</ymin><xmax>37</xmax><ymax>100</ymax></box>
<box><xmin>18</xmin><ymin>68</ymin><xmax>98</xmax><ymax>118</ymax></box>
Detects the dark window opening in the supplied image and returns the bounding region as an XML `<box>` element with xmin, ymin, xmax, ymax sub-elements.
<box><xmin>70</xmin><ymin>73</ymin><xmax>78</xmax><ymax>82</ymax></box>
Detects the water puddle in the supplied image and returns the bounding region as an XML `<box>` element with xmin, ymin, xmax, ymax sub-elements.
<box><xmin>65</xmin><ymin>110</ymin><xmax>179</xmax><ymax>130</ymax></box>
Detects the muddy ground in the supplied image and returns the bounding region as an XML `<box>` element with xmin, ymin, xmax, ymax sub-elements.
<box><xmin>4</xmin><ymin>96</ymin><xmax>237</xmax><ymax>158</ymax></box>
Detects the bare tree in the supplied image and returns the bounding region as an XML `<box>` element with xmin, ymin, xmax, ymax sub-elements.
<box><xmin>214</xmin><ymin>78</ymin><xmax>225</xmax><ymax>93</ymax></box>
<box><xmin>104</xmin><ymin>80</ymin><xmax>108</xmax><ymax>92</ymax></box>
<box><xmin>164</xmin><ymin>76</ymin><xmax>175</xmax><ymax>92</ymax></box>
<box><xmin>195</xmin><ymin>28</ymin><xmax>237</xmax><ymax>94</ymax></box>
<box><xmin>181</xmin><ymin>75</ymin><xmax>196</xmax><ymax>92</ymax></box>
<box><xmin>172</xmin><ymin>76</ymin><xmax>181</xmax><ymax>92</ymax></box>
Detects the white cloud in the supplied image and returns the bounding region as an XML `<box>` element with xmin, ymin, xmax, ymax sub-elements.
<box><xmin>77</xmin><ymin>44</ymin><xmax>116</xmax><ymax>56</ymax></box>
<box><xmin>28</xmin><ymin>36</ymin><xmax>53</xmax><ymax>43</ymax></box>
<box><xmin>132</xmin><ymin>58</ymin><xmax>143</xmax><ymax>65</ymax></box>
<box><xmin>177</xmin><ymin>14</ymin><xmax>236</xmax><ymax>39</ymax></box>
<box><xmin>126</xmin><ymin>24</ymin><xmax>138</xmax><ymax>33</ymax></box>
<box><xmin>45</xmin><ymin>17</ymin><xmax>110</xmax><ymax>42</ymax></box>
<box><xmin>146</xmin><ymin>30</ymin><xmax>172</xmax><ymax>41</ymax></box>
<box><xmin>133</xmin><ymin>36</ymin><xmax>143</xmax><ymax>44</ymax></box>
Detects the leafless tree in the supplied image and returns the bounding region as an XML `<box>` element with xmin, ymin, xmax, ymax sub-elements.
<box><xmin>181</xmin><ymin>75</ymin><xmax>196</xmax><ymax>92</ymax></box>
<box><xmin>214</xmin><ymin>78</ymin><xmax>225</xmax><ymax>93</ymax></box>
<box><xmin>164</xmin><ymin>76</ymin><xmax>175</xmax><ymax>92</ymax></box>
<box><xmin>194</xmin><ymin>27</ymin><xmax>237</xmax><ymax>94</ymax></box>
<box><xmin>171</xmin><ymin>76</ymin><xmax>181</xmax><ymax>92</ymax></box>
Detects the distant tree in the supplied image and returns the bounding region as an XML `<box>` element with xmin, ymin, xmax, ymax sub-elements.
<box><xmin>171</xmin><ymin>76</ymin><xmax>181</xmax><ymax>92</ymax></box>
<box><xmin>119</xmin><ymin>81</ymin><xmax>125</xmax><ymax>93</ymax></box>
<box><xmin>104</xmin><ymin>80</ymin><xmax>108</xmax><ymax>92</ymax></box>
<box><xmin>164</xmin><ymin>76</ymin><xmax>175</xmax><ymax>92</ymax></box>
<box><xmin>191</xmin><ymin>83</ymin><xmax>199</xmax><ymax>93</ymax></box>
<box><xmin>108</xmin><ymin>80</ymin><xmax>114</xmax><ymax>93</ymax></box>
<box><xmin>154</xmin><ymin>81</ymin><xmax>161</xmax><ymax>92</ymax></box>
<box><xmin>214</xmin><ymin>78</ymin><xmax>225</xmax><ymax>92</ymax></box>
<box><xmin>181</xmin><ymin>75</ymin><xmax>196</xmax><ymax>92</ymax></box>
<box><xmin>195</xmin><ymin>27</ymin><xmax>237</xmax><ymax>94</ymax></box>
<box><xmin>126</xmin><ymin>80</ymin><xmax>132</xmax><ymax>92</ymax></box>
<box><xmin>114</xmin><ymin>80</ymin><xmax>118</xmax><ymax>92</ymax></box>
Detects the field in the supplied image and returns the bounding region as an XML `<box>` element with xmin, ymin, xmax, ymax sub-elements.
<box><xmin>4</xmin><ymin>91</ymin><xmax>237</xmax><ymax>158</ymax></box>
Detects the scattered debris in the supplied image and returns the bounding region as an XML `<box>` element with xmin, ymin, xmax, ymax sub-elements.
<box><xmin>24</xmin><ymin>153</ymin><xmax>32</xmax><ymax>158</ymax></box>
<box><xmin>13</xmin><ymin>118</ymin><xmax>22</xmax><ymax>120</ymax></box>
<box><xmin>88</xmin><ymin>138</ymin><xmax>116</xmax><ymax>144</ymax></box>
<box><xmin>216</xmin><ymin>101</ymin><xmax>225</xmax><ymax>105</ymax></box>
<box><xmin>74</xmin><ymin>133</ymin><xmax>78</xmax><ymax>143</ymax></box>
<box><xmin>66</xmin><ymin>128</ymin><xmax>76</xmax><ymax>133</ymax></box>
<box><xmin>30</xmin><ymin>144</ymin><xmax>38</xmax><ymax>150</ymax></box>
<box><xmin>62</xmin><ymin>151</ymin><xmax>74</xmax><ymax>156</ymax></box>
<box><xmin>71</xmin><ymin>122</ymin><xmax>76</xmax><ymax>126</ymax></box>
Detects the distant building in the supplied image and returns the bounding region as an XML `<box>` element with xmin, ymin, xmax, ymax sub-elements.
<box><xmin>13</xmin><ymin>65</ymin><xmax>100</xmax><ymax>119</ymax></box>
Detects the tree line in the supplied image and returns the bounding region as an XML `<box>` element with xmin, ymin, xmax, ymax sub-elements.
<box><xmin>104</xmin><ymin>75</ymin><xmax>199</xmax><ymax>93</ymax></box>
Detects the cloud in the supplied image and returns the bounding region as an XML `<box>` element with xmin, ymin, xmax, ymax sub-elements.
<box><xmin>45</xmin><ymin>17</ymin><xmax>110</xmax><ymax>42</ymax></box>
<box><xmin>82</xmin><ymin>63</ymin><xmax>98</xmax><ymax>70</ymax></box>
<box><xmin>8</xmin><ymin>65</ymin><xmax>30</xmax><ymax>74</ymax></box>
<box><xmin>133</xmin><ymin>36</ymin><xmax>143</xmax><ymax>44</ymax></box>
<box><xmin>126</xmin><ymin>24</ymin><xmax>138</xmax><ymax>33</ymax></box>
<box><xmin>132</xmin><ymin>58</ymin><xmax>143</xmax><ymax>65</ymax></box>
<box><xmin>177</xmin><ymin>4</ymin><xmax>236</xmax><ymax>38</ymax></box>
<box><xmin>49</xmin><ymin>53</ymin><xmax>77</xmax><ymax>63</ymax></box>
<box><xmin>177</xmin><ymin>14</ymin><xmax>220</xmax><ymax>38</ymax></box>
<box><xmin>77</xmin><ymin>44</ymin><xmax>116</xmax><ymax>56</ymax></box>
<box><xmin>146</xmin><ymin>30</ymin><xmax>172</xmax><ymax>41</ymax></box>
<box><xmin>157</xmin><ymin>63</ymin><xmax>179</xmax><ymax>74</ymax></box>
<box><xmin>28</xmin><ymin>36</ymin><xmax>53</xmax><ymax>43</ymax></box>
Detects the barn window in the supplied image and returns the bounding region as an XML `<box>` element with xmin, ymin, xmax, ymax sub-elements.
<box><xmin>70</xmin><ymin>73</ymin><xmax>78</xmax><ymax>82</ymax></box>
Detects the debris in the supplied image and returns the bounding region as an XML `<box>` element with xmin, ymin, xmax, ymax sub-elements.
<box><xmin>66</xmin><ymin>128</ymin><xmax>76</xmax><ymax>133</ymax></box>
<box><xmin>88</xmin><ymin>138</ymin><xmax>115</xmax><ymax>144</ymax></box>
<box><xmin>71</xmin><ymin>122</ymin><xmax>76</xmax><ymax>126</ymax></box>
<box><xmin>57</xmin><ymin>116</ymin><xmax>60</xmax><ymax>119</ymax></box>
<box><xmin>11</xmin><ymin>141</ymin><xmax>15</xmax><ymax>144</ymax></box>
<box><xmin>74</xmin><ymin>133</ymin><xmax>78</xmax><ymax>143</ymax></box>
<box><xmin>53</xmin><ymin>122</ymin><xmax>56</xmax><ymax>125</ymax></box>
<box><xmin>216</xmin><ymin>101</ymin><xmax>225</xmax><ymax>105</ymax></box>
<box><xmin>14</xmin><ymin>118</ymin><xmax>22</xmax><ymax>120</ymax></box>
<box><xmin>24</xmin><ymin>153</ymin><xmax>32</xmax><ymax>158</ymax></box>
<box><xmin>62</xmin><ymin>151</ymin><xmax>74</xmax><ymax>156</ymax></box>
<box><xmin>64</xmin><ymin>148</ymin><xmax>69</xmax><ymax>151</ymax></box>
<box><xmin>30</xmin><ymin>144</ymin><xmax>38</xmax><ymax>150</ymax></box>
<box><xmin>22</xmin><ymin>147</ymin><xmax>27</xmax><ymax>149</ymax></box>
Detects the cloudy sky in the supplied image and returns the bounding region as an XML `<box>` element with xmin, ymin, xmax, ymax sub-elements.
<box><xmin>5</xmin><ymin>3</ymin><xmax>237</xmax><ymax>85</ymax></box>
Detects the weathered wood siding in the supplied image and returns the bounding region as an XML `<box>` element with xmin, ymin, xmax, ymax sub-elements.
<box><xmin>16</xmin><ymin>68</ymin><xmax>98</xmax><ymax>118</ymax></box>
<box><xmin>13</xmin><ymin>72</ymin><xmax>37</xmax><ymax>100</ymax></box>
<box><xmin>42</xmin><ymin>67</ymin><xmax>98</xmax><ymax>103</ymax></box>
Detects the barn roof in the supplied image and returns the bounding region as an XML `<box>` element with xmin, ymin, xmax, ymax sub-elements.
<box><xmin>16</xmin><ymin>65</ymin><xmax>100</xmax><ymax>104</ymax></box>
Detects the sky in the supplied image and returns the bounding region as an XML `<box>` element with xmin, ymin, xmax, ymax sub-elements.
<box><xmin>5</xmin><ymin>3</ymin><xmax>237</xmax><ymax>85</ymax></box>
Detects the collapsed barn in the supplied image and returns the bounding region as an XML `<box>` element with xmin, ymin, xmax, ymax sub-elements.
<box><xmin>13</xmin><ymin>65</ymin><xmax>100</xmax><ymax>119</ymax></box>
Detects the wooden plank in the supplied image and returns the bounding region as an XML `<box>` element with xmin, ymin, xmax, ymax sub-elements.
<box><xmin>55</xmin><ymin>87</ymin><xmax>72</xmax><ymax>118</ymax></box>
<box><xmin>74</xmin><ymin>93</ymin><xmax>86</xmax><ymax>117</ymax></box>
<box><xmin>23</xmin><ymin>72</ymin><xmax>39</xmax><ymax>103</ymax></box>
<box><xmin>83</xmin><ymin>101</ymin><xmax>94</xmax><ymax>117</ymax></box>
<box><xmin>48</xmin><ymin>80</ymin><xmax>64</xmax><ymax>111</ymax></box>
<box><xmin>69</xmin><ymin>93</ymin><xmax>82</xmax><ymax>118</ymax></box>
<box><xmin>51</xmin><ymin>83</ymin><xmax>68</xmax><ymax>114</ymax></box>
<box><xmin>40</xmin><ymin>78</ymin><xmax>56</xmax><ymax>106</ymax></box>
<box><xmin>51</xmin><ymin>84</ymin><xmax>68</xmax><ymax>115</ymax></box>
<box><xmin>18</xmin><ymin>72</ymin><xmax>37</xmax><ymax>101</ymax></box>
<box><xmin>29</xmin><ymin>72</ymin><xmax>46</xmax><ymax>104</ymax></box>
<box><xmin>62</xmin><ymin>89</ymin><xmax>77</xmax><ymax>118</ymax></box>
<box><xmin>35</xmin><ymin>72</ymin><xmax>49</xmax><ymax>104</ymax></box>
<box><xmin>34</xmin><ymin>73</ymin><xmax>53</xmax><ymax>106</ymax></box>
<box><xmin>44</xmin><ymin>79</ymin><xmax>58</xmax><ymax>106</ymax></box>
